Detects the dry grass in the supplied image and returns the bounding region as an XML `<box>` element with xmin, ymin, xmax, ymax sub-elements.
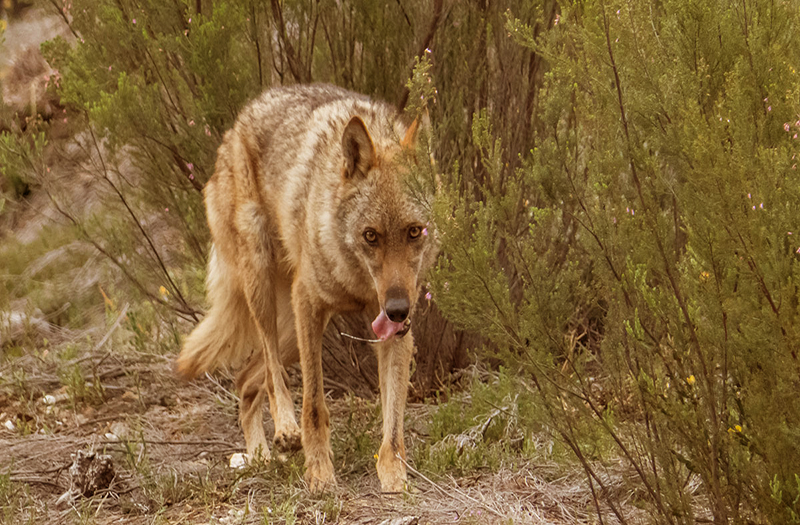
<box><xmin>0</xmin><ymin>317</ymin><xmax>637</xmax><ymax>524</ymax></box>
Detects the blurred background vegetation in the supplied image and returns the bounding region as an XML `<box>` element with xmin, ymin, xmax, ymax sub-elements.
<box><xmin>2</xmin><ymin>0</ymin><xmax>800</xmax><ymax>522</ymax></box>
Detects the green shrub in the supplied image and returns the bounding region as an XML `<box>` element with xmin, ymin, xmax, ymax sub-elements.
<box><xmin>432</xmin><ymin>1</ymin><xmax>800</xmax><ymax>522</ymax></box>
<box><xmin>4</xmin><ymin>0</ymin><xmax>427</xmax><ymax>325</ymax></box>
<box><xmin>6</xmin><ymin>0</ymin><xmax>796</xmax><ymax>520</ymax></box>
<box><xmin>416</xmin><ymin>370</ymin><xmax>545</xmax><ymax>476</ymax></box>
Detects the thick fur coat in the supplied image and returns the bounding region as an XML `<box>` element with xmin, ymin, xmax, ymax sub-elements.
<box><xmin>176</xmin><ymin>84</ymin><xmax>437</xmax><ymax>492</ymax></box>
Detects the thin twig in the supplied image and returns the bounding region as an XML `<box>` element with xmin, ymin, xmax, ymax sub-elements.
<box><xmin>322</xmin><ymin>376</ymin><xmax>353</xmax><ymax>394</ymax></box>
<box><xmin>98</xmin><ymin>439</ymin><xmax>238</xmax><ymax>447</ymax></box>
<box><xmin>57</xmin><ymin>305</ymin><xmax>130</xmax><ymax>371</ymax></box>
<box><xmin>338</xmin><ymin>331</ymin><xmax>382</xmax><ymax>344</ymax></box>
<box><xmin>9</xmin><ymin>477</ymin><xmax>65</xmax><ymax>490</ymax></box>
<box><xmin>203</xmin><ymin>372</ymin><xmax>238</xmax><ymax>403</ymax></box>
<box><xmin>9</xmin><ymin>463</ymin><xmax>72</xmax><ymax>477</ymax></box>
<box><xmin>77</xmin><ymin>415</ymin><xmax>124</xmax><ymax>428</ymax></box>
<box><xmin>91</xmin><ymin>304</ymin><xmax>129</xmax><ymax>353</ymax></box>
<box><xmin>46</xmin><ymin>0</ymin><xmax>81</xmax><ymax>40</ymax></box>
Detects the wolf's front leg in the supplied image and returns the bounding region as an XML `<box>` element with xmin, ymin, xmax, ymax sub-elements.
<box><xmin>292</xmin><ymin>282</ymin><xmax>335</xmax><ymax>492</ymax></box>
<box><xmin>374</xmin><ymin>333</ymin><xmax>414</xmax><ymax>492</ymax></box>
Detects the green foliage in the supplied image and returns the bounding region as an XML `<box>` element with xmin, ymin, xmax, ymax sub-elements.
<box><xmin>431</xmin><ymin>0</ymin><xmax>800</xmax><ymax>522</ymax></box>
<box><xmin>0</xmin><ymin>224</ymin><xmax>97</xmax><ymax>331</ymax></box>
<box><xmin>0</xmin><ymin>129</ymin><xmax>45</xmax><ymax>201</ymax></box>
<box><xmin>38</xmin><ymin>0</ymin><xmax>236</xmax><ymax>320</ymax></box>
<box><xmin>22</xmin><ymin>0</ymin><xmax>425</xmax><ymax>324</ymax></box>
<box><xmin>5</xmin><ymin>0</ymin><xmax>796</xmax><ymax>520</ymax></box>
<box><xmin>331</xmin><ymin>395</ymin><xmax>381</xmax><ymax>478</ymax></box>
<box><xmin>415</xmin><ymin>371</ymin><xmax>544</xmax><ymax>476</ymax></box>
<box><xmin>0</xmin><ymin>472</ymin><xmax>37</xmax><ymax>525</ymax></box>
<box><xmin>59</xmin><ymin>362</ymin><xmax>105</xmax><ymax>407</ymax></box>
<box><xmin>404</xmin><ymin>54</ymin><xmax>436</xmax><ymax>119</ymax></box>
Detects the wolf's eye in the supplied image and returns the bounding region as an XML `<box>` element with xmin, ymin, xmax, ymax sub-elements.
<box><xmin>364</xmin><ymin>230</ymin><xmax>378</xmax><ymax>244</ymax></box>
<box><xmin>408</xmin><ymin>226</ymin><xmax>422</xmax><ymax>240</ymax></box>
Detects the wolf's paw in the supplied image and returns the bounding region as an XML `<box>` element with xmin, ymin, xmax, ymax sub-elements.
<box><xmin>304</xmin><ymin>457</ymin><xmax>336</xmax><ymax>493</ymax></box>
<box><xmin>245</xmin><ymin>441</ymin><xmax>271</xmax><ymax>463</ymax></box>
<box><xmin>273</xmin><ymin>428</ymin><xmax>302</xmax><ymax>454</ymax></box>
<box><xmin>377</xmin><ymin>453</ymin><xmax>407</xmax><ymax>493</ymax></box>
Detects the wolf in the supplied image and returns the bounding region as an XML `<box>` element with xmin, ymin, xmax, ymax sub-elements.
<box><xmin>176</xmin><ymin>84</ymin><xmax>438</xmax><ymax>492</ymax></box>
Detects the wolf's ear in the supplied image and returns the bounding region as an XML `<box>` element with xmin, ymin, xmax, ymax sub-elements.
<box><xmin>400</xmin><ymin>117</ymin><xmax>420</xmax><ymax>149</ymax></box>
<box><xmin>342</xmin><ymin>116</ymin><xmax>375</xmax><ymax>180</ymax></box>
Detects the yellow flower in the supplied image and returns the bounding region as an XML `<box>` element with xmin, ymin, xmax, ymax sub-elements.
<box><xmin>159</xmin><ymin>286</ymin><xmax>170</xmax><ymax>297</ymax></box>
<box><xmin>99</xmin><ymin>285</ymin><xmax>115</xmax><ymax>309</ymax></box>
<box><xmin>686</xmin><ymin>375</ymin><xmax>696</xmax><ymax>385</ymax></box>
<box><xmin>735</xmin><ymin>424</ymin><xmax>742</xmax><ymax>433</ymax></box>
<box><xmin>700</xmin><ymin>271</ymin><xmax>711</xmax><ymax>282</ymax></box>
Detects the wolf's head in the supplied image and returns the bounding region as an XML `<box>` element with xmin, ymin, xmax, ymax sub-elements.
<box><xmin>337</xmin><ymin>115</ymin><xmax>437</xmax><ymax>341</ymax></box>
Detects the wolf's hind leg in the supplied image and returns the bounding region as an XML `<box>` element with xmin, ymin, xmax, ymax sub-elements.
<box><xmin>292</xmin><ymin>280</ymin><xmax>336</xmax><ymax>492</ymax></box>
<box><xmin>236</xmin><ymin>300</ymin><xmax>300</xmax><ymax>462</ymax></box>
<box><xmin>236</xmin><ymin>353</ymin><xmax>270</xmax><ymax>461</ymax></box>
<box><xmin>272</xmin><ymin>278</ymin><xmax>301</xmax><ymax>453</ymax></box>
<box><xmin>240</xmin><ymin>244</ymin><xmax>302</xmax><ymax>455</ymax></box>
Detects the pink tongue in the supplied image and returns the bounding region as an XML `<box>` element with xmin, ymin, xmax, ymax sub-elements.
<box><xmin>371</xmin><ymin>310</ymin><xmax>405</xmax><ymax>341</ymax></box>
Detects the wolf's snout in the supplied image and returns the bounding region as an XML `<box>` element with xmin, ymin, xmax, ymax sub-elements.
<box><xmin>385</xmin><ymin>297</ymin><xmax>410</xmax><ymax>322</ymax></box>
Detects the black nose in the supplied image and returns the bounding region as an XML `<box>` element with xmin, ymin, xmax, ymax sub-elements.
<box><xmin>385</xmin><ymin>297</ymin><xmax>410</xmax><ymax>323</ymax></box>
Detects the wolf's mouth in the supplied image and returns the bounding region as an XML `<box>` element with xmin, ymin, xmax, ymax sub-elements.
<box><xmin>395</xmin><ymin>319</ymin><xmax>411</xmax><ymax>338</ymax></box>
<box><xmin>371</xmin><ymin>311</ymin><xmax>412</xmax><ymax>341</ymax></box>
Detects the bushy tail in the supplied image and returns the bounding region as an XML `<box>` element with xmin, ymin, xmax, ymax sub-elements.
<box><xmin>176</xmin><ymin>248</ymin><xmax>254</xmax><ymax>379</ymax></box>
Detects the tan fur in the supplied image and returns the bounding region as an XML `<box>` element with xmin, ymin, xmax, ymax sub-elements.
<box><xmin>176</xmin><ymin>84</ymin><xmax>437</xmax><ymax>493</ymax></box>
